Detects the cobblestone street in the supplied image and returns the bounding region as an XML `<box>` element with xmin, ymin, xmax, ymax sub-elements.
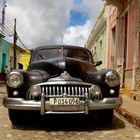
<box><xmin>0</xmin><ymin>90</ymin><xmax>140</xmax><ymax>140</ymax></box>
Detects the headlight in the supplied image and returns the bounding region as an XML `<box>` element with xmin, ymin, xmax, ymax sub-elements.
<box><xmin>105</xmin><ymin>71</ymin><xmax>120</xmax><ymax>87</ymax></box>
<box><xmin>30</xmin><ymin>85</ymin><xmax>41</xmax><ymax>97</ymax></box>
<box><xmin>90</xmin><ymin>85</ymin><xmax>102</xmax><ymax>99</ymax></box>
<box><xmin>7</xmin><ymin>71</ymin><xmax>23</xmax><ymax>88</ymax></box>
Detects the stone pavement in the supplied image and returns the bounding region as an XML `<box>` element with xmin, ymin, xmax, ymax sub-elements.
<box><xmin>0</xmin><ymin>83</ymin><xmax>140</xmax><ymax>129</ymax></box>
<box><xmin>116</xmin><ymin>95</ymin><xmax>140</xmax><ymax>129</ymax></box>
<box><xmin>0</xmin><ymin>83</ymin><xmax>6</xmax><ymax>94</ymax></box>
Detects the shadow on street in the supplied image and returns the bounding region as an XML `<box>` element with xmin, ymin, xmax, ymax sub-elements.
<box><xmin>12</xmin><ymin>113</ymin><xmax>125</xmax><ymax>132</ymax></box>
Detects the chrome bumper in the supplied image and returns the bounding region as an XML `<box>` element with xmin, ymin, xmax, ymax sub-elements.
<box><xmin>3</xmin><ymin>96</ymin><xmax>122</xmax><ymax>115</ymax></box>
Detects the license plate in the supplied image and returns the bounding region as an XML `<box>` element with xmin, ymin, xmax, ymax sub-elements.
<box><xmin>49</xmin><ymin>98</ymin><xmax>79</xmax><ymax>105</ymax></box>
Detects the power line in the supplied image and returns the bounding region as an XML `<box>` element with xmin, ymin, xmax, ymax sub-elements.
<box><xmin>0</xmin><ymin>17</ymin><xmax>14</xmax><ymax>34</ymax></box>
<box><xmin>0</xmin><ymin>0</ymin><xmax>28</xmax><ymax>49</ymax></box>
<box><xmin>17</xmin><ymin>35</ymin><xmax>28</xmax><ymax>49</ymax></box>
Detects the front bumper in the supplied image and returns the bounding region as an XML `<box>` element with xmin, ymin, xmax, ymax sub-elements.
<box><xmin>3</xmin><ymin>96</ymin><xmax>122</xmax><ymax>115</ymax></box>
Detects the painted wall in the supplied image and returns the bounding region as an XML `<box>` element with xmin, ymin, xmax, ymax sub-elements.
<box><xmin>107</xmin><ymin>6</ymin><xmax>118</xmax><ymax>69</ymax></box>
<box><xmin>19</xmin><ymin>50</ymin><xmax>31</xmax><ymax>70</ymax></box>
<box><xmin>127</xmin><ymin>0</ymin><xmax>136</xmax><ymax>69</ymax></box>
<box><xmin>0</xmin><ymin>38</ymin><xmax>10</xmax><ymax>72</ymax></box>
<box><xmin>9</xmin><ymin>45</ymin><xmax>26</xmax><ymax>70</ymax></box>
<box><xmin>92</xmin><ymin>27</ymin><xmax>107</xmax><ymax>70</ymax></box>
<box><xmin>86</xmin><ymin>5</ymin><xmax>108</xmax><ymax>70</ymax></box>
<box><xmin>106</xmin><ymin>0</ymin><xmax>138</xmax><ymax>89</ymax></box>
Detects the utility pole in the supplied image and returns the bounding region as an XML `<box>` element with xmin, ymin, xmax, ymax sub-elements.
<box><xmin>2</xmin><ymin>0</ymin><xmax>6</xmax><ymax>31</ymax></box>
<box><xmin>13</xmin><ymin>18</ymin><xmax>17</xmax><ymax>69</ymax></box>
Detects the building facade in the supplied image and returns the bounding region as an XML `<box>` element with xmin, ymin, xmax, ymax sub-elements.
<box><xmin>0</xmin><ymin>36</ymin><xmax>25</xmax><ymax>81</ymax></box>
<box><xmin>86</xmin><ymin>6</ymin><xmax>108</xmax><ymax>70</ymax></box>
<box><xmin>9</xmin><ymin>45</ymin><xmax>26</xmax><ymax>70</ymax></box>
<box><xmin>0</xmin><ymin>37</ymin><xmax>10</xmax><ymax>73</ymax></box>
<box><xmin>87</xmin><ymin>0</ymin><xmax>140</xmax><ymax>100</ymax></box>
<box><xmin>19</xmin><ymin>49</ymin><xmax>31</xmax><ymax>70</ymax></box>
<box><xmin>106</xmin><ymin>0</ymin><xmax>140</xmax><ymax>100</ymax></box>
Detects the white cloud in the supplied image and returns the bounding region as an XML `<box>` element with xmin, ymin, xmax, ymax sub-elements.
<box><xmin>5</xmin><ymin>0</ymin><xmax>73</xmax><ymax>48</ymax></box>
<box><xmin>63</xmin><ymin>20</ymin><xmax>92</xmax><ymax>47</ymax></box>
<box><xmin>4</xmin><ymin>0</ymin><xmax>104</xmax><ymax>49</ymax></box>
<box><xmin>63</xmin><ymin>0</ymin><xmax>104</xmax><ymax>47</ymax></box>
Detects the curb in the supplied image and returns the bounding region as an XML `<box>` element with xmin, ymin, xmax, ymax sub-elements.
<box><xmin>116</xmin><ymin>107</ymin><xmax>140</xmax><ymax>129</ymax></box>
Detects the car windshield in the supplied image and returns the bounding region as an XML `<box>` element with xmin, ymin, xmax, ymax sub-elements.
<box><xmin>32</xmin><ymin>48</ymin><xmax>63</xmax><ymax>61</ymax></box>
<box><xmin>32</xmin><ymin>48</ymin><xmax>93</xmax><ymax>62</ymax></box>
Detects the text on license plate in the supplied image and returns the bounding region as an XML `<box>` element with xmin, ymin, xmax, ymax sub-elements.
<box><xmin>49</xmin><ymin>98</ymin><xmax>79</xmax><ymax>105</ymax></box>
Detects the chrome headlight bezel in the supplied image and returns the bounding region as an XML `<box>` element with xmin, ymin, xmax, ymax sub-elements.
<box><xmin>89</xmin><ymin>85</ymin><xmax>102</xmax><ymax>99</ymax></box>
<box><xmin>30</xmin><ymin>85</ymin><xmax>42</xmax><ymax>97</ymax></box>
<box><xmin>105</xmin><ymin>71</ymin><xmax>120</xmax><ymax>87</ymax></box>
<box><xmin>7</xmin><ymin>71</ymin><xmax>23</xmax><ymax>88</ymax></box>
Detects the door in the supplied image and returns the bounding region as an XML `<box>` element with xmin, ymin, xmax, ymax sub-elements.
<box><xmin>2</xmin><ymin>53</ymin><xmax>7</xmax><ymax>73</ymax></box>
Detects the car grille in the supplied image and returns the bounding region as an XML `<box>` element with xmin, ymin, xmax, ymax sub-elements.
<box><xmin>42</xmin><ymin>86</ymin><xmax>90</xmax><ymax>97</ymax></box>
<box><xmin>41</xmin><ymin>85</ymin><xmax>91</xmax><ymax>98</ymax></box>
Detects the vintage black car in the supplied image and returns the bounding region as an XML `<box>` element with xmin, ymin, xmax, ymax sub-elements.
<box><xmin>3</xmin><ymin>45</ymin><xmax>122</xmax><ymax>124</ymax></box>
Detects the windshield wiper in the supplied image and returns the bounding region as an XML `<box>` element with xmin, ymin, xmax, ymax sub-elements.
<box><xmin>38</xmin><ymin>53</ymin><xmax>47</xmax><ymax>59</ymax></box>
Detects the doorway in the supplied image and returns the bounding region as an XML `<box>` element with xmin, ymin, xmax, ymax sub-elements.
<box><xmin>2</xmin><ymin>53</ymin><xmax>7</xmax><ymax>73</ymax></box>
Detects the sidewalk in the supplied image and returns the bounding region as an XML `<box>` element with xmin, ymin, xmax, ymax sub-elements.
<box><xmin>0</xmin><ymin>83</ymin><xmax>6</xmax><ymax>94</ymax></box>
<box><xmin>116</xmin><ymin>95</ymin><xmax>140</xmax><ymax>129</ymax></box>
<box><xmin>0</xmin><ymin>83</ymin><xmax>140</xmax><ymax>128</ymax></box>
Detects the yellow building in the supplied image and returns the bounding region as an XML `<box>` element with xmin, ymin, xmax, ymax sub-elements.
<box><xmin>19</xmin><ymin>49</ymin><xmax>31</xmax><ymax>70</ymax></box>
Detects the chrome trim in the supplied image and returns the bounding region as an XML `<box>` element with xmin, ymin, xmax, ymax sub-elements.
<box><xmin>48</xmin><ymin>71</ymin><xmax>83</xmax><ymax>82</ymax></box>
<box><xmin>85</xmin><ymin>92</ymin><xmax>89</xmax><ymax>114</ymax></box>
<box><xmin>37</xmin><ymin>81</ymin><xmax>93</xmax><ymax>86</ymax></box>
<box><xmin>105</xmin><ymin>71</ymin><xmax>120</xmax><ymax>87</ymax></box>
<box><xmin>41</xmin><ymin>88</ymin><xmax>45</xmax><ymax>115</ymax></box>
<box><xmin>3</xmin><ymin>97</ymin><xmax>122</xmax><ymax>114</ymax></box>
<box><xmin>7</xmin><ymin>71</ymin><xmax>24</xmax><ymax>88</ymax></box>
<box><xmin>45</xmin><ymin>111</ymin><xmax>85</xmax><ymax>114</ymax></box>
<box><xmin>34</xmin><ymin>81</ymin><xmax>92</xmax><ymax>99</ymax></box>
<box><xmin>72</xmin><ymin>86</ymin><xmax>74</xmax><ymax>96</ymax></box>
<box><xmin>68</xmin><ymin>87</ymin><xmax>70</xmax><ymax>95</ymax></box>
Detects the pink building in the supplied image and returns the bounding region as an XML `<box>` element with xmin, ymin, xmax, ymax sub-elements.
<box><xmin>106</xmin><ymin>0</ymin><xmax>140</xmax><ymax>100</ymax></box>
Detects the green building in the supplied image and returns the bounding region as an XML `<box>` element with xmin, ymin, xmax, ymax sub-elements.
<box><xmin>0</xmin><ymin>38</ymin><xmax>11</xmax><ymax>73</ymax></box>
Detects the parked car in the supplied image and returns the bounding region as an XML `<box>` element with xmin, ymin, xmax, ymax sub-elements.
<box><xmin>3</xmin><ymin>45</ymin><xmax>122</xmax><ymax>124</ymax></box>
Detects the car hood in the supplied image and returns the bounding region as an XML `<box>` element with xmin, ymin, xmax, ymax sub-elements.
<box><xmin>28</xmin><ymin>57</ymin><xmax>96</xmax><ymax>81</ymax></box>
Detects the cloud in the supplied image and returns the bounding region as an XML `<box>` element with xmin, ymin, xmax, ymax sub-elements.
<box><xmin>6</xmin><ymin>0</ymin><xmax>73</xmax><ymax>48</ymax></box>
<box><xmin>63</xmin><ymin>0</ymin><xmax>104</xmax><ymax>47</ymax></box>
<box><xmin>4</xmin><ymin>0</ymin><xmax>104</xmax><ymax>49</ymax></box>
<box><xmin>63</xmin><ymin>20</ymin><xmax>92</xmax><ymax>47</ymax></box>
<box><xmin>72</xmin><ymin>0</ymin><xmax>104</xmax><ymax>23</ymax></box>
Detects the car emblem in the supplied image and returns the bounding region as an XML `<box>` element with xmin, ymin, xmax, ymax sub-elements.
<box><xmin>60</xmin><ymin>71</ymin><xmax>71</xmax><ymax>80</ymax></box>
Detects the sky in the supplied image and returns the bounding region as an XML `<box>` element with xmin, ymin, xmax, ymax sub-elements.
<box><xmin>0</xmin><ymin>0</ymin><xmax>104</xmax><ymax>49</ymax></box>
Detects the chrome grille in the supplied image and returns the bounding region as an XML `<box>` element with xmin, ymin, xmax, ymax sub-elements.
<box><xmin>41</xmin><ymin>85</ymin><xmax>91</xmax><ymax>98</ymax></box>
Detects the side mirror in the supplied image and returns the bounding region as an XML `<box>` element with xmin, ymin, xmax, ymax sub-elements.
<box><xmin>94</xmin><ymin>61</ymin><xmax>102</xmax><ymax>67</ymax></box>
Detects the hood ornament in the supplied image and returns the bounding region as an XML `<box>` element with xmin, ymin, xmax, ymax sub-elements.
<box><xmin>48</xmin><ymin>71</ymin><xmax>82</xmax><ymax>82</ymax></box>
<box><xmin>60</xmin><ymin>71</ymin><xmax>71</xmax><ymax>80</ymax></box>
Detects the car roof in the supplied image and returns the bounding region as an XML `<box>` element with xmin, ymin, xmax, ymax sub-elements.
<box><xmin>32</xmin><ymin>45</ymin><xmax>89</xmax><ymax>52</ymax></box>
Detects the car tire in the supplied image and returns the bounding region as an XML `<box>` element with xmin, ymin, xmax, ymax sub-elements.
<box><xmin>8</xmin><ymin>109</ymin><xmax>28</xmax><ymax>125</ymax></box>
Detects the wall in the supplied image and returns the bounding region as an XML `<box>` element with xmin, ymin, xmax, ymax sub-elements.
<box><xmin>107</xmin><ymin>6</ymin><xmax>118</xmax><ymax>69</ymax></box>
<box><xmin>9</xmin><ymin>45</ymin><xmax>26</xmax><ymax>69</ymax></box>
<box><xmin>19</xmin><ymin>50</ymin><xmax>31</xmax><ymax>70</ymax></box>
<box><xmin>0</xmin><ymin>38</ymin><xmax>10</xmax><ymax>72</ymax></box>
<box><xmin>86</xmin><ymin>5</ymin><xmax>108</xmax><ymax>70</ymax></box>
